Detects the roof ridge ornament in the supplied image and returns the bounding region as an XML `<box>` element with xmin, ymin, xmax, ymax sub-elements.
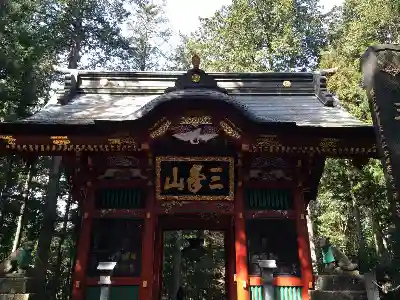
<box><xmin>164</xmin><ymin>54</ymin><xmax>227</xmax><ymax>94</ymax></box>
<box><xmin>192</xmin><ymin>54</ymin><xmax>200</xmax><ymax>70</ymax></box>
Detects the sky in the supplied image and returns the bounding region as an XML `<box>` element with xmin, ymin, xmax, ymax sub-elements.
<box><xmin>164</xmin><ymin>0</ymin><xmax>345</xmax><ymax>47</ymax></box>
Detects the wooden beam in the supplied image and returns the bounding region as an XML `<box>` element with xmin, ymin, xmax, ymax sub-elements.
<box><xmin>244</xmin><ymin>210</ymin><xmax>296</xmax><ymax>219</ymax></box>
<box><xmin>155</xmin><ymin>201</ymin><xmax>234</xmax><ymax>215</ymax></box>
<box><xmin>93</xmin><ymin>209</ymin><xmax>146</xmax><ymax>219</ymax></box>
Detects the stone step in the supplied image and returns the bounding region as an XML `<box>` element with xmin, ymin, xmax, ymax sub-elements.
<box><xmin>0</xmin><ymin>294</ymin><xmax>32</xmax><ymax>300</ymax></box>
<box><xmin>315</xmin><ymin>275</ymin><xmax>366</xmax><ymax>291</ymax></box>
<box><xmin>309</xmin><ymin>290</ymin><xmax>368</xmax><ymax>300</ymax></box>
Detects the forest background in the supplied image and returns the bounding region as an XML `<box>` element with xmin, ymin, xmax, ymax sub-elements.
<box><xmin>1</xmin><ymin>0</ymin><xmax>400</xmax><ymax>299</ymax></box>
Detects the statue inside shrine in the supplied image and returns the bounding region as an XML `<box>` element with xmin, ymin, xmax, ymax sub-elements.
<box><xmin>0</xmin><ymin>242</ymin><xmax>34</xmax><ymax>276</ymax></box>
<box><xmin>319</xmin><ymin>237</ymin><xmax>358</xmax><ymax>273</ymax></box>
<box><xmin>109</xmin><ymin>238</ymin><xmax>137</xmax><ymax>275</ymax></box>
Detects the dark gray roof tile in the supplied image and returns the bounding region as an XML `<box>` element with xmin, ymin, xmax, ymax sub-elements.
<box><xmin>22</xmin><ymin>90</ymin><xmax>365</xmax><ymax>127</ymax></box>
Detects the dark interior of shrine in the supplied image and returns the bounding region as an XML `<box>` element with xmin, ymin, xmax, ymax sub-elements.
<box><xmin>161</xmin><ymin>230</ymin><xmax>227</xmax><ymax>300</ymax></box>
<box><xmin>87</xmin><ymin>219</ymin><xmax>143</xmax><ymax>277</ymax></box>
<box><xmin>247</xmin><ymin>219</ymin><xmax>300</xmax><ymax>276</ymax></box>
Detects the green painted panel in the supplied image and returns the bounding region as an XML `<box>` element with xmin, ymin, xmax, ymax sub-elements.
<box><xmin>86</xmin><ymin>286</ymin><xmax>139</xmax><ymax>300</ymax></box>
<box><xmin>250</xmin><ymin>285</ymin><xmax>263</xmax><ymax>300</ymax></box>
<box><xmin>276</xmin><ymin>286</ymin><xmax>302</xmax><ymax>300</ymax></box>
<box><xmin>249</xmin><ymin>285</ymin><xmax>302</xmax><ymax>300</ymax></box>
<box><xmin>110</xmin><ymin>286</ymin><xmax>139</xmax><ymax>300</ymax></box>
<box><xmin>86</xmin><ymin>286</ymin><xmax>100</xmax><ymax>300</ymax></box>
<box><xmin>245</xmin><ymin>189</ymin><xmax>293</xmax><ymax>210</ymax></box>
<box><xmin>95</xmin><ymin>188</ymin><xmax>145</xmax><ymax>209</ymax></box>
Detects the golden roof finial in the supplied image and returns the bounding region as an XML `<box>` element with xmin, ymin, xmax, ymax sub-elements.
<box><xmin>192</xmin><ymin>54</ymin><xmax>200</xmax><ymax>69</ymax></box>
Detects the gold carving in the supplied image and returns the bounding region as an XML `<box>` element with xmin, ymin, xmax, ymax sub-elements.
<box><xmin>164</xmin><ymin>167</ymin><xmax>185</xmax><ymax>191</ymax></box>
<box><xmin>51</xmin><ymin>136</ymin><xmax>70</xmax><ymax>145</ymax></box>
<box><xmin>180</xmin><ymin>116</ymin><xmax>212</xmax><ymax>127</ymax></box>
<box><xmin>108</xmin><ymin>137</ymin><xmax>136</xmax><ymax>147</ymax></box>
<box><xmin>209</xmin><ymin>167</ymin><xmax>223</xmax><ymax>190</ymax></box>
<box><xmin>156</xmin><ymin>156</ymin><xmax>234</xmax><ymax>201</ymax></box>
<box><xmin>191</xmin><ymin>74</ymin><xmax>201</xmax><ymax>83</ymax></box>
<box><xmin>0</xmin><ymin>135</ymin><xmax>16</xmax><ymax>145</ymax></box>
<box><xmin>219</xmin><ymin>120</ymin><xmax>241</xmax><ymax>139</ymax></box>
<box><xmin>187</xmin><ymin>165</ymin><xmax>206</xmax><ymax>193</ymax></box>
<box><xmin>283</xmin><ymin>80</ymin><xmax>292</xmax><ymax>87</ymax></box>
<box><xmin>163</xmin><ymin>164</ymin><xmax>222</xmax><ymax>193</ymax></box>
<box><xmin>150</xmin><ymin>119</ymin><xmax>171</xmax><ymax>139</ymax></box>
<box><xmin>319</xmin><ymin>138</ymin><xmax>339</xmax><ymax>148</ymax></box>
<box><xmin>256</xmin><ymin>135</ymin><xmax>282</xmax><ymax>147</ymax></box>
<box><xmin>108</xmin><ymin>138</ymin><xmax>121</xmax><ymax>145</ymax></box>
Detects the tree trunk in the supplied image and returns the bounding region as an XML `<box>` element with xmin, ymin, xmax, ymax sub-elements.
<box><xmin>347</xmin><ymin>162</ymin><xmax>368</xmax><ymax>271</ymax></box>
<box><xmin>0</xmin><ymin>156</ymin><xmax>16</xmax><ymax>226</ymax></box>
<box><xmin>306</xmin><ymin>202</ymin><xmax>318</xmax><ymax>273</ymax></box>
<box><xmin>51</xmin><ymin>193</ymin><xmax>73</xmax><ymax>299</ymax></box>
<box><xmin>32</xmin><ymin>156</ymin><xmax>62</xmax><ymax>300</ymax></box>
<box><xmin>11</xmin><ymin>162</ymin><xmax>36</xmax><ymax>252</ymax></box>
<box><xmin>369</xmin><ymin>209</ymin><xmax>387</xmax><ymax>257</ymax></box>
<box><xmin>172</xmin><ymin>231</ymin><xmax>182</xmax><ymax>298</ymax></box>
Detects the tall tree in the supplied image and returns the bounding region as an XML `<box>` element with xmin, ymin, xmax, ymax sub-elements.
<box><xmin>318</xmin><ymin>0</ymin><xmax>400</xmax><ymax>281</ymax></box>
<box><xmin>123</xmin><ymin>0</ymin><xmax>172</xmax><ymax>71</ymax></box>
<box><xmin>173</xmin><ymin>0</ymin><xmax>326</xmax><ymax>72</ymax></box>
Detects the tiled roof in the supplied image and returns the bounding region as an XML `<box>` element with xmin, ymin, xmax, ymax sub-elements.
<box><xmin>19</xmin><ymin>71</ymin><xmax>368</xmax><ymax>128</ymax></box>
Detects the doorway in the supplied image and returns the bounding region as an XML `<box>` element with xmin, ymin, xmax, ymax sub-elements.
<box><xmin>156</xmin><ymin>215</ymin><xmax>233</xmax><ymax>300</ymax></box>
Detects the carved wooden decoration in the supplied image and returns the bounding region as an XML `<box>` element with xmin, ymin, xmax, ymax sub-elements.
<box><xmin>148</xmin><ymin>115</ymin><xmax>243</xmax><ymax>144</ymax></box>
<box><xmin>246</xmin><ymin>156</ymin><xmax>292</xmax><ymax>181</ymax></box>
<box><xmin>98</xmin><ymin>168</ymin><xmax>148</xmax><ymax>180</ymax></box>
<box><xmin>107</xmin><ymin>156</ymin><xmax>139</xmax><ymax>167</ymax></box>
<box><xmin>155</xmin><ymin>156</ymin><xmax>235</xmax><ymax>201</ymax></box>
<box><xmin>96</xmin><ymin>155</ymin><xmax>148</xmax><ymax>180</ymax></box>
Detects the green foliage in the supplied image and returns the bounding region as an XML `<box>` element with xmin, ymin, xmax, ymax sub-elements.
<box><xmin>0</xmin><ymin>0</ymin><xmax>171</xmax><ymax>299</ymax></box>
<box><xmin>1</xmin><ymin>0</ymin><xmax>400</xmax><ymax>298</ymax></box>
<box><xmin>124</xmin><ymin>0</ymin><xmax>172</xmax><ymax>71</ymax></box>
<box><xmin>172</xmin><ymin>0</ymin><xmax>327</xmax><ymax>72</ymax></box>
<box><xmin>162</xmin><ymin>231</ymin><xmax>225</xmax><ymax>299</ymax></box>
<box><xmin>320</xmin><ymin>0</ymin><xmax>400</xmax><ymax>121</ymax></box>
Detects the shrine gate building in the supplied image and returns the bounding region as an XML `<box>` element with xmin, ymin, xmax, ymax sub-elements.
<box><xmin>0</xmin><ymin>59</ymin><xmax>376</xmax><ymax>300</ymax></box>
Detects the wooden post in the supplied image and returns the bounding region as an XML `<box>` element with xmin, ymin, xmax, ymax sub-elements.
<box><xmin>71</xmin><ymin>182</ymin><xmax>95</xmax><ymax>300</ymax></box>
<box><xmin>235</xmin><ymin>154</ymin><xmax>250</xmax><ymax>300</ymax></box>
<box><xmin>226</xmin><ymin>224</ymin><xmax>237</xmax><ymax>300</ymax></box>
<box><xmin>153</xmin><ymin>224</ymin><xmax>164</xmax><ymax>300</ymax></box>
<box><xmin>139</xmin><ymin>152</ymin><xmax>157</xmax><ymax>300</ymax></box>
<box><xmin>293</xmin><ymin>183</ymin><xmax>313</xmax><ymax>300</ymax></box>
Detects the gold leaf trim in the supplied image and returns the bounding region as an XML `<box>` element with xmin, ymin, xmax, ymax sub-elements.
<box><xmin>155</xmin><ymin>156</ymin><xmax>235</xmax><ymax>201</ymax></box>
<box><xmin>219</xmin><ymin>120</ymin><xmax>241</xmax><ymax>139</ymax></box>
<box><xmin>0</xmin><ymin>135</ymin><xmax>16</xmax><ymax>145</ymax></box>
<box><xmin>150</xmin><ymin>120</ymin><xmax>172</xmax><ymax>139</ymax></box>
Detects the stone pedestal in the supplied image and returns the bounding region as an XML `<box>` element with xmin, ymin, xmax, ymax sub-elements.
<box><xmin>0</xmin><ymin>276</ymin><xmax>33</xmax><ymax>300</ymax></box>
<box><xmin>0</xmin><ymin>294</ymin><xmax>32</xmax><ymax>300</ymax></box>
<box><xmin>310</xmin><ymin>274</ymin><xmax>368</xmax><ymax>300</ymax></box>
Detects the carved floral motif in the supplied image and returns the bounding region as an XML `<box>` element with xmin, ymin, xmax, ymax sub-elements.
<box><xmin>319</xmin><ymin>138</ymin><xmax>339</xmax><ymax>148</ymax></box>
<box><xmin>0</xmin><ymin>135</ymin><xmax>16</xmax><ymax>145</ymax></box>
<box><xmin>107</xmin><ymin>156</ymin><xmax>139</xmax><ymax>167</ymax></box>
<box><xmin>98</xmin><ymin>168</ymin><xmax>147</xmax><ymax>180</ymax></box>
